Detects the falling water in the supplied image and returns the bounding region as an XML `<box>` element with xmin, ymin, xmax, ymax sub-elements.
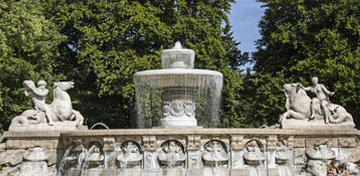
<box><xmin>78</xmin><ymin>147</ymin><xmax>87</xmax><ymax>175</ymax></box>
<box><xmin>57</xmin><ymin>144</ymin><xmax>75</xmax><ymax>176</ymax></box>
<box><xmin>134</xmin><ymin>71</ymin><xmax>223</xmax><ymax>128</ymax></box>
<box><xmin>83</xmin><ymin>144</ymin><xmax>97</xmax><ymax>169</ymax></box>
<box><xmin>133</xmin><ymin>42</ymin><xmax>223</xmax><ymax>128</ymax></box>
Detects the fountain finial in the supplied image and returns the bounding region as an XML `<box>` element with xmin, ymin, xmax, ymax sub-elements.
<box><xmin>173</xmin><ymin>41</ymin><xmax>183</xmax><ymax>49</ymax></box>
<box><xmin>161</xmin><ymin>42</ymin><xmax>195</xmax><ymax>69</ymax></box>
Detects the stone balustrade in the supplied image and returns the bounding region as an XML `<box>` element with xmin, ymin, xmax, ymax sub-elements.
<box><xmin>2</xmin><ymin>128</ymin><xmax>359</xmax><ymax>176</ymax></box>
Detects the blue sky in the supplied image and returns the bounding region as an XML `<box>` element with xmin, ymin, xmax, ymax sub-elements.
<box><xmin>229</xmin><ymin>0</ymin><xmax>265</xmax><ymax>55</ymax></box>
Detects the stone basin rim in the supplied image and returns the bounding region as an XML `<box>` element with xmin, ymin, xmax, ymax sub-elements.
<box><xmin>133</xmin><ymin>68</ymin><xmax>223</xmax><ymax>77</ymax></box>
<box><xmin>55</xmin><ymin>128</ymin><xmax>360</xmax><ymax>137</ymax></box>
<box><xmin>3</xmin><ymin>128</ymin><xmax>359</xmax><ymax>139</ymax></box>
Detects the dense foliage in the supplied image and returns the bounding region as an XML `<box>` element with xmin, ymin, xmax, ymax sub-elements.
<box><xmin>251</xmin><ymin>0</ymin><xmax>360</xmax><ymax>127</ymax></box>
<box><xmin>0</xmin><ymin>0</ymin><xmax>246</xmax><ymax>130</ymax></box>
<box><xmin>52</xmin><ymin>0</ymin><xmax>246</xmax><ymax>128</ymax></box>
<box><xmin>0</xmin><ymin>1</ymin><xmax>66</xmax><ymax>130</ymax></box>
<box><xmin>2</xmin><ymin>0</ymin><xmax>359</xmax><ymax>130</ymax></box>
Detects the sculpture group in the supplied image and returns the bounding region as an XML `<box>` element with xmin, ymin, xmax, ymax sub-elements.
<box><xmin>280</xmin><ymin>76</ymin><xmax>355</xmax><ymax>128</ymax></box>
<box><xmin>8</xmin><ymin>80</ymin><xmax>85</xmax><ymax>131</ymax></box>
<box><xmin>0</xmin><ymin>41</ymin><xmax>358</xmax><ymax>176</ymax></box>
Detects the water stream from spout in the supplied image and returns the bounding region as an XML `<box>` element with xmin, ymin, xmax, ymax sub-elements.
<box><xmin>57</xmin><ymin>145</ymin><xmax>74</xmax><ymax>176</ymax></box>
<box><xmin>90</xmin><ymin>122</ymin><xmax>110</xmax><ymax>130</ymax></box>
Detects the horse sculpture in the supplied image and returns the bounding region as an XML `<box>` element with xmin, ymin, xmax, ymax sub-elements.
<box><xmin>9</xmin><ymin>81</ymin><xmax>84</xmax><ymax>131</ymax></box>
<box><xmin>50</xmin><ymin>81</ymin><xmax>83</xmax><ymax>124</ymax></box>
<box><xmin>280</xmin><ymin>83</ymin><xmax>353</xmax><ymax>125</ymax></box>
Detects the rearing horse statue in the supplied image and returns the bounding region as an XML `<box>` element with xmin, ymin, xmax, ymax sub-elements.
<box><xmin>9</xmin><ymin>81</ymin><xmax>84</xmax><ymax>130</ymax></box>
<box><xmin>50</xmin><ymin>81</ymin><xmax>84</xmax><ymax>125</ymax></box>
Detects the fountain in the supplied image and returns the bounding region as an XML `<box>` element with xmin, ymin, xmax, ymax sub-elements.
<box><xmin>133</xmin><ymin>41</ymin><xmax>223</xmax><ymax>128</ymax></box>
<box><xmin>1</xmin><ymin>42</ymin><xmax>360</xmax><ymax>176</ymax></box>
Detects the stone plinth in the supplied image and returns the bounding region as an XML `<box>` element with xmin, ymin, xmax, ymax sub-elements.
<box><xmin>3</xmin><ymin>131</ymin><xmax>64</xmax><ymax>150</ymax></box>
<box><xmin>281</xmin><ymin>118</ymin><xmax>355</xmax><ymax>129</ymax></box>
<box><xmin>9</xmin><ymin>121</ymin><xmax>87</xmax><ymax>132</ymax></box>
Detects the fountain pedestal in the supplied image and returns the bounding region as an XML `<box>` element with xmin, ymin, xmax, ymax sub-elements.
<box><xmin>161</xmin><ymin>87</ymin><xmax>197</xmax><ymax>127</ymax></box>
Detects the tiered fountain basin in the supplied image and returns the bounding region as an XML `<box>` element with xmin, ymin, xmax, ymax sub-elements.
<box><xmin>134</xmin><ymin>42</ymin><xmax>223</xmax><ymax>128</ymax></box>
<box><xmin>134</xmin><ymin>69</ymin><xmax>222</xmax><ymax>127</ymax></box>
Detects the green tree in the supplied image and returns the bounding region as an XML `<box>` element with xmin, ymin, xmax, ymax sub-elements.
<box><xmin>42</xmin><ymin>0</ymin><xmax>245</xmax><ymax>128</ymax></box>
<box><xmin>223</xmin><ymin>73</ymin><xmax>286</xmax><ymax>128</ymax></box>
<box><xmin>0</xmin><ymin>1</ymin><xmax>66</xmax><ymax>130</ymax></box>
<box><xmin>252</xmin><ymin>0</ymin><xmax>360</xmax><ymax>127</ymax></box>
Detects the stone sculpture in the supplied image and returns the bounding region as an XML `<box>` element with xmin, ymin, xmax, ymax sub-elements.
<box><xmin>162</xmin><ymin>100</ymin><xmax>196</xmax><ymax>121</ymax></box>
<box><xmin>56</xmin><ymin>140</ymin><xmax>85</xmax><ymax>176</ymax></box>
<box><xmin>9</xmin><ymin>80</ymin><xmax>85</xmax><ymax>131</ymax></box>
<box><xmin>305</xmin><ymin>141</ymin><xmax>335</xmax><ymax>176</ymax></box>
<box><xmin>280</xmin><ymin>77</ymin><xmax>354</xmax><ymax>128</ymax></box>
<box><xmin>84</xmin><ymin>143</ymin><xmax>105</xmax><ymax>169</ymax></box>
<box><xmin>242</xmin><ymin>140</ymin><xmax>266</xmax><ymax>176</ymax></box>
<box><xmin>157</xmin><ymin>140</ymin><xmax>186</xmax><ymax>168</ymax></box>
<box><xmin>60</xmin><ymin>144</ymin><xmax>78</xmax><ymax>171</ymax></box>
<box><xmin>19</xmin><ymin>147</ymin><xmax>54</xmax><ymax>176</ymax></box>
<box><xmin>24</xmin><ymin>80</ymin><xmax>55</xmax><ymax>125</ymax></box>
<box><xmin>201</xmin><ymin>140</ymin><xmax>229</xmax><ymax>176</ymax></box>
<box><xmin>275</xmin><ymin>141</ymin><xmax>291</xmax><ymax>165</ymax></box>
<box><xmin>274</xmin><ymin>141</ymin><xmax>293</xmax><ymax>176</ymax></box>
<box><xmin>243</xmin><ymin>140</ymin><xmax>266</xmax><ymax>166</ymax></box>
<box><xmin>202</xmin><ymin>140</ymin><xmax>229</xmax><ymax>167</ymax></box>
<box><xmin>300</xmin><ymin>76</ymin><xmax>335</xmax><ymax>123</ymax></box>
<box><xmin>117</xmin><ymin>141</ymin><xmax>142</xmax><ymax>169</ymax></box>
<box><xmin>133</xmin><ymin>41</ymin><xmax>223</xmax><ymax>127</ymax></box>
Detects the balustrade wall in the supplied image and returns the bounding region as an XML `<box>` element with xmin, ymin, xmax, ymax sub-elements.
<box><xmin>1</xmin><ymin>128</ymin><xmax>359</xmax><ymax>176</ymax></box>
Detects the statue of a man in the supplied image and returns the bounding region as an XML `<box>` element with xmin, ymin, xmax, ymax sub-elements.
<box><xmin>24</xmin><ymin>80</ymin><xmax>55</xmax><ymax>125</ymax></box>
<box><xmin>300</xmin><ymin>76</ymin><xmax>335</xmax><ymax>123</ymax></box>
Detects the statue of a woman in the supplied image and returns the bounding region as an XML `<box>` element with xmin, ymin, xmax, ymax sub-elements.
<box><xmin>300</xmin><ymin>76</ymin><xmax>335</xmax><ymax>123</ymax></box>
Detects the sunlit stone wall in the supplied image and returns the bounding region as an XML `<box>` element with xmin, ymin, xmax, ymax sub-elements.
<box><xmin>1</xmin><ymin>128</ymin><xmax>359</xmax><ymax>176</ymax></box>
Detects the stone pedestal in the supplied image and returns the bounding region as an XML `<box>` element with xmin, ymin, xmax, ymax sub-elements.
<box><xmin>281</xmin><ymin>119</ymin><xmax>355</xmax><ymax>129</ymax></box>
<box><xmin>160</xmin><ymin>87</ymin><xmax>197</xmax><ymax>127</ymax></box>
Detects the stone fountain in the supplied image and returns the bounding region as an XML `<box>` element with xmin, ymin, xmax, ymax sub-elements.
<box><xmin>1</xmin><ymin>42</ymin><xmax>360</xmax><ymax>176</ymax></box>
<box><xmin>133</xmin><ymin>41</ymin><xmax>223</xmax><ymax>128</ymax></box>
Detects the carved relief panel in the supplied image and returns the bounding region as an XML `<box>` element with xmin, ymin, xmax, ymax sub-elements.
<box><xmin>116</xmin><ymin>141</ymin><xmax>142</xmax><ymax>169</ymax></box>
<box><xmin>157</xmin><ymin>140</ymin><xmax>186</xmax><ymax>168</ymax></box>
<box><xmin>201</xmin><ymin>140</ymin><xmax>229</xmax><ymax>168</ymax></box>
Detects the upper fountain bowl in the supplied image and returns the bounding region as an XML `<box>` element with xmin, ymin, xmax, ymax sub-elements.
<box><xmin>134</xmin><ymin>41</ymin><xmax>223</xmax><ymax>89</ymax></box>
<box><xmin>161</xmin><ymin>41</ymin><xmax>194</xmax><ymax>69</ymax></box>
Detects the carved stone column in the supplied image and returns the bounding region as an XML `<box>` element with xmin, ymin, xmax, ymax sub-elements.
<box><xmin>142</xmin><ymin>136</ymin><xmax>159</xmax><ymax>171</ymax></box>
<box><xmin>231</xmin><ymin>135</ymin><xmax>246</xmax><ymax>169</ymax></box>
<box><xmin>102</xmin><ymin>137</ymin><xmax>116</xmax><ymax>171</ymax></box>
<box><xmin>267</xmin><ymin>135</ymin><xmax>277</xmax><ymax>168</ymax></box>
<box><xmin>187</xmin><ymin>135</ymin><xmax>201</xmax><ymax>170</ymax></box>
